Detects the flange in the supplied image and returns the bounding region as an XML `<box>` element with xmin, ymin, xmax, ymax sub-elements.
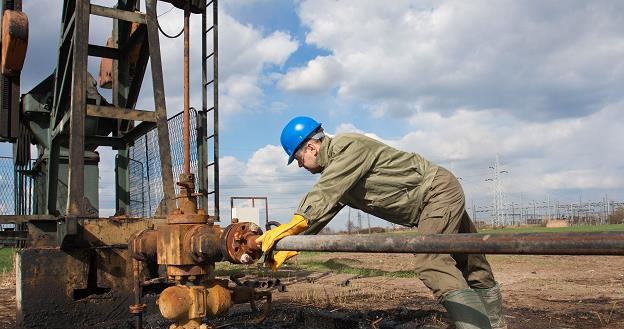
<box><xmin>220</xmin><ymin>222</ymin><xmax>263</xmax><ymax>264</ymax></box>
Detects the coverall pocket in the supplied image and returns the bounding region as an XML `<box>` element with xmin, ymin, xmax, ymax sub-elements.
<box><xmin>372</xmin><ymin>188</ymin><xmax>409</xmax><ymax>206</ymax></box>
<box><xmin>418</xmin><ymin>207</ymin><xmax>450</xmax><ymax>234</ymax></box>
<box><xmin>368</xmin><ymin>188</ymin><xmax>413</xmax><ymax>224</ymax></box>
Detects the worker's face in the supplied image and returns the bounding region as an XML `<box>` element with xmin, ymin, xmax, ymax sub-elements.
<box><xmin>294</xmin><ymin>142</ymin><xmax>322</xmax><ymax>174</ymax></box>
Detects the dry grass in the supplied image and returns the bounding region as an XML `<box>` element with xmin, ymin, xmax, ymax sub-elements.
<box><xmin>287</xmin><ymin>278</ymin><xmax>410</xmax><ymax>309</ymax></box>
<box><xmin>593</xmin><ymin>302</ymin><xmax>619</xmax><ymax>326</ymax></box>
<box><xmin>0</xmin><ymin>271</ymin><xmax>15</xmax><ymax>289</ymax></box>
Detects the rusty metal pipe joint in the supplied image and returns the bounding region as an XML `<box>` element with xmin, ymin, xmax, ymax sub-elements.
<box><xmin>129</xmin><ymin>229</ymin><xmax>158</xmax><ymax>262</ymax></box>
<box><xmin>220</xmin><ymin>222</ymin><xmax>264</xmax><ymax>264</ymax></box>
<box><xmin>188</xmin><ymin>224</ymin><xmax>223</xmax><ymax>263</ymax></box>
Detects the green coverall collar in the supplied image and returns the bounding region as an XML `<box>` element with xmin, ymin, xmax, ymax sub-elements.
<box><xmin>316</xmin><ymin>136</ymin><xmax>332</xmax><ymax>168</ymax></box>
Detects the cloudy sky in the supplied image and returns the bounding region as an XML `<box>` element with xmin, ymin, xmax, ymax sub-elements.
<box><xmin>4</xmin><ymin>0</ymin><xmax>623</xmax><ymax>229</ymax></box>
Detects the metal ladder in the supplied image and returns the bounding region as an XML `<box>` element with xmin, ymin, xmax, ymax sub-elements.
<box><xmin>201</xmin><ymin>0</ymin><xmax>220</xmax><ymax>221</ymax></box>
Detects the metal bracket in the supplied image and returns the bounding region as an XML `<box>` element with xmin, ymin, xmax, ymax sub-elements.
<box><xmin>57</xmin><ymin>215</ymin><xmax>78</xmax><ymax>247</ymax></box>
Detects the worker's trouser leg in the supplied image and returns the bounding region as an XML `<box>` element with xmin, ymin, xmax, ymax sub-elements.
<box><xmin>414</xmin><ymin>167</ymin><xmax>496</xmax><ymax>300</ymax></box>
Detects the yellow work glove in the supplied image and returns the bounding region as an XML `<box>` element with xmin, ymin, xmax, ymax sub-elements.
<box><xmin>256</xmin><ymin>214</ymin><xmax>309</xmax><ymax>252</ymax></box>
<box><xmin>268</xmin><ymin>251</ymin><xmax>299</xmax><ymax>272</ymax></box>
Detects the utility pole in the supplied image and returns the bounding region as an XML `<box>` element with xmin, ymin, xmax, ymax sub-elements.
<box><xmin>579</xmin><ymin>194</ymin><xmax>582</xmax><ymax>225</ymax></box>
<box><xmin>520</xmin><ymin>193</ymin><xmax>524</xmax><ymax>225</ymax></box>
<box><xmin>511</xmin><ymin>202</ymin><xmax>515</xmax><ymax>226</ymax></box>
<box><xmin>472</xmin><ymin>199</ymin><xmax>476</xmax><ymax>223</ymax></box>
<box><xmin>347</xmin><ymin>207</ymin><xmax>352</xmax><ymax>234</ymax></box>
<box><xmin>357</xmin><ymin>211</ymin><xmax>362</xmax><ymax>234</ymax></box>
<box><xmin>486</xmin><ymin>155</ymin><xmax>508</xmax><ymax>228</ymax></box>
<box><xmin>546</xmin><ymin>194</ymin><xmax>550</xmax><ymax>221</ymax></box>
<box><xmin>604</xmin><ymin>194</ymin><xmax>608</xmax><ymax>225</ymax></box>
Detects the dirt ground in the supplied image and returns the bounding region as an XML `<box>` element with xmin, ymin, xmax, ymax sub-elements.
<box><xmin>268</xmin><ymin>253</ymin><xmax>624</xmax><ymax>328</ymax></box>
<box><xmin>1</xmin><ymin>254</ymin><xmax>623</xmax><ymax>328</ymax></box>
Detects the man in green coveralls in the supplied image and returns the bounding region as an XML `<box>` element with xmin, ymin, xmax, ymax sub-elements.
<box><xmin>257</xmin><ymin>116</ymin><xmax>507</xmax><ymax>329</ymax></box>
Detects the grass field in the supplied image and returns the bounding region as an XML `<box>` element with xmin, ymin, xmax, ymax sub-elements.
<box><xmin>295</xmin><ymin>257</ymin><xmax>419</xmax><ymax>278</ymax></box>
<box><xmin>387</xmin><ymin>223</ymin><xmax>624</xmax><ymax>235</ymax></box>
<box><xmin>0</xmin><ymin>248</ymin><xmax>14</xmax><ymax>273</ymax></box>
<box><xmin>478</xmin><ymin>223</ymin><xmax>624</xmax><ymax>234</ymax></box>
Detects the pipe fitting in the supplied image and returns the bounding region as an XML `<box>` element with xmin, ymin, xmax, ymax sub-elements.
<box><xmin>188</xmin><ymin>225</ymin><xmax>223</xmax><ymax>263</ymax></box>
<box><xmin>129</xmin><ymin>228</ymin><xmax>158</xmax><ymax>261</ymax></box>
<box><xmin>158</xmin><ymin>281</ymin><xmax>232</xmax><ymax>324</ymax></box>
<box><xmin>220</xmin><ymin>222</ymin><xmax>263</xmax><ymax>264</ymax></box>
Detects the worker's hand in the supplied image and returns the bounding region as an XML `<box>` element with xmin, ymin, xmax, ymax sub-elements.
<box><xmin>267</xmin><ymin>251</ymin><xmax>299</xmax><ymax>272</ymax></box>
<box><xmin>256</xmin><ymin>214</ymin><xmax>309</xmax><ymax>252</ymax></box>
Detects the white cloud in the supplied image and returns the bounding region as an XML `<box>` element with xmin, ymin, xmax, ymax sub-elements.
<box><xmin>151</xmin><ymin>6</ymin><xmax>298</xmax><ymax>116</ymax></box>
<box><xmin>12</xmin><ymin>1</ymin><xmax>623</xmax><ymax>228</ymax></box>
<box><xmin>255</xmin><ymin>31</ymin><xmax>299</xmax><ymax>67</ymax></box>
<box><xmin>96</xmin><ymin>148</ymin><xmax>118</xmax><ymax>213</ymax></box>
<box><xmin>541</xmin><ymin>170</ymin><xmax>621</xmax><ymax>190</ymax></box>
<box><xmin>243</xmin><ymin>145</ymin><xmax>305</xmax><ymax>189</ymax></box>
<box><xmin>334</xmin><ymin>123</ymin><xmax>384</xmax><ymax>142</ymax></box>
<box><xmin>228</xmin><ymin>98</ymin><xmax>624</xmax><ymax>209</ymax></box>
<box><xmin>287</xmin><ymin>0</ymin><xmax>624</xmax><ymax>120</ymax></box>
<box><xmin>218</xmin><ymin>145</ymin><xmax>318</xmax><ymax>222</ymax></box>
<box><xmin>217</xmin><ymin>14</ymin><xmax>298</xmax><ymax>114</ymax></box>
<box><xmin>219</xmin><ymin>15</ymin><xmax>297</xmax><ymax>78</ymax></box>
<box><xmin>379</xmin><ymin>103</ymin><xmax>624</xmax><ymax>199</ymax></box>
<box><xmin>216</xmin><ymin>96</ymin><xmax>624</xmax><ymax>227</ymax></box>
<box><xmin>279</xmin><ymin>56</ymin><xmax>341</xmax><ymax>93</ymax></box>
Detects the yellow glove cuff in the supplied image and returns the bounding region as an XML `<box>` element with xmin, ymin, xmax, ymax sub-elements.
<box><xmin>270</xmin><ymin>251</ymin><xmax>299</xmax><ymax>272</ymax></box>
<box><xmin>256</xmin><ymin>214</ymin><xmax>309</xmax><ymax>252</ymax></box>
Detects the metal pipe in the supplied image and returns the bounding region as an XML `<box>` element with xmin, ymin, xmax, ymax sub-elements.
<box><xmin>274</xmin><ymin>232</ymin><xmax>624</xmax><ymax>255</ymax></box>
<box><xmin>183</xmin><ymin>3</ymin><xmax>191</xmax><ymax>174</ymax></box>
<box><xmin>132</xmin><ymin>259</ymin><xmax>143</xmax><ymax>329</ymax></box>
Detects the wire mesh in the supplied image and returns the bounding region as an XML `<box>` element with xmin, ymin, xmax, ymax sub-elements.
<box><xmin>128</xmin><ymin>109</ymin><xmax>199</xmax><ymax>217</ymax></box>
<box><xmin>0</xmin><ymin>156</ymin><xmax>32</xmax><ymax>247</ymax></box>
<box><xmin>0</xmin><ymin>110</ymin><xmax>201</xmax><ymax>219</ymax></box>
<box><xmin>14</xmin><ymin>162</ymin><xmax>34</xmax><ymax>216</ymax></box>
<box><xmin>0</xmin><ymin>156</ymin><xmax>14</xmax><ymax>215</ymax></box>
<box><xmin>0</xmin><ymin>156</ymin><xmax>33</xmax><ymax>216</ymax></box>
<box><xmin>128</xmin><ymin>158</ymin><xmax>145</xmax><ymax>217</ymax></box>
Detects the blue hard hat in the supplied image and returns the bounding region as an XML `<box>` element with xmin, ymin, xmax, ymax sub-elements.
<box><xmin>280</xmin><ymin>116</ymin><xmax>322</xmax><ymax>165</ymax></box>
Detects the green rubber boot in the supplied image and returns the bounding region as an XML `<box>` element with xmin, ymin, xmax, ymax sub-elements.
<box><xmin>441</xmin><ymin>289</ymin><xmax>492</xmax><ymax>329</ymax></box>
<box><xmin>474</xmin><ymin>283</ymin><xmax>508</xmax><ymax>329</ymax></box>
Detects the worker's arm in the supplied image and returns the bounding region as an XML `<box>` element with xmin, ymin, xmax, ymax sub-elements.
<box><xmin>257</xmin><ymin>138</ymin><xmax>374</xmax><ymax>270</ymax></box>
<box><xmin>303</xmin><ymin>202</ymin><xmax>344</xmax><ymax>235</ymax></box>
<box><xmin>255</xmin><ymin>200</ymin><xmax>344</xmax><ymax>252</ymax></box>
<box><xmin>256</xmin><ymin>204</ymin><xmax>344</xmax><ymax>272</ymax></box>
<box><xmin>297</xmin><ymin>138</ymin><xmax>375</xmax><ymax>231</ymax></box>
<box><xmin>257</xmin><ymin>138</ymin><xmax>373</xmax><ymax>248</ymax></box>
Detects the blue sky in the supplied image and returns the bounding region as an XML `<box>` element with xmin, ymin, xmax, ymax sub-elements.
<box><xmin>2</xmin><ymin>0</ymin><xmax>623</xmax><ymax>230</ymax></box>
